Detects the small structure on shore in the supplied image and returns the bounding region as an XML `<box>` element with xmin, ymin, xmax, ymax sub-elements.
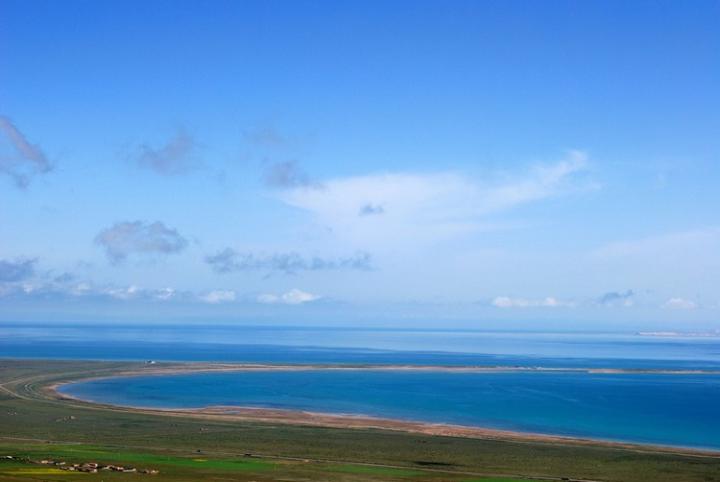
<box><xmin>2</xmin><ymin>455</ymin><xmax>158</xmax><ymax>475</ymax></box>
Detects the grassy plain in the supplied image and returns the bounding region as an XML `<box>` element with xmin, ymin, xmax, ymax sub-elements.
<box><xmin>1</xmin><ymin>359</ymin><xmax>719</xmax><ymax>482</ymax></box>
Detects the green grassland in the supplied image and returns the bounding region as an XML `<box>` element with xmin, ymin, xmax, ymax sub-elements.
<box><xmin>1</xmin><ymin>359</ymin><xmax>719</xmax><ymax>482</ymax></box>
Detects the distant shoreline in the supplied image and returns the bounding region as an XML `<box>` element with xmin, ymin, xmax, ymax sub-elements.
<box><xmin>46</xmin><ymin>361</ymin><xmax>720</xmax><ymax>379</ymax></box>
<box><xmin>45</xmin><ymin>362</ymin><xmax>720</xmax><ymax>458</ymax></box>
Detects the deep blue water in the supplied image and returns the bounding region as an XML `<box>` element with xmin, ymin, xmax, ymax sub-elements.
<box><xmin>61</xmin><ymin>370</ymin><xmax>720</xmax><ymax>450</ymax></box>
<box><xmin>3</xmin><ymin>323</ymin><xmax>720</xmax><ymax>369</ymax></box>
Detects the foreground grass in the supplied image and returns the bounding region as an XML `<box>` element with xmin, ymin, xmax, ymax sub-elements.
<box><xmin>0</xmin><ymin>359</ymin><xmax>719</xmax><ymax>481</ymax></box>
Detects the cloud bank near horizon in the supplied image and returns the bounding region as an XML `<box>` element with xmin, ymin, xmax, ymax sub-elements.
<box><xmin>205</xmin><ymin>249</ymin><xmax>371</xmax><ymax>275</ymax></box>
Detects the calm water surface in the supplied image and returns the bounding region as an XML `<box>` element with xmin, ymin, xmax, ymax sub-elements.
<box><xmin>61</xmin><ymin>370</ymin><xmax>720</xmax><ymax>450</ymax></box>
<box><xmin>3</xmin><ymin>323</ymin><xmax>720</xmax><ymax>369</ymax></box>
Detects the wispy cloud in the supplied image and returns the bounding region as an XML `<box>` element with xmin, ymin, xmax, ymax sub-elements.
<box><xmin>0</xmin><ymin>259</ymin><xmax>237</xmax><ymax>305</ymax></box>
<box><xmin>0</xmin><ymin>258</ymin><xmax>82</xmax><ymax>298</ymax></box>
<box><xmin>597</xmin><ymin>289</ymin><xmax>634</xmax><ymax>306</ymax></box>
<box><xmin>90</xmin><ymin>285</ymin><xmax>182</xmax><ymax>302</ymax></box>
<box><xmin>359</xmin><ymin>204</ymin><xmax>385</xmax><ymax>216</ymax></box>
<box><xmin>0</xmin><ymin>116</ymin><xmax>52</xmax><ymax>188</ymax></box>
<box><xmin>278</xmin><ymin>151</ymin><xmax>591</xmax><ymax>247</ymax></box>
<box><xmin>244</xmin><ymin>127</ymin><xmax>290</xmax><ymax>148</ymax></box>
<box><xmin>134</xmin><ymin>129</ymin><xmax>196</xmax><ymax>175</ymax></box>
<box><xmin>0</xmin><ymin>270</ymin><xmax>321</xmax><ymax>307</ymax></box>
<box><xmin>662</xmin><ymin>297</ymin><xmax>697</xmax><ymax>310</ymax></box>
<box><xmin>263</xmin><ymin>160</ymin><xmax>318</xmax><ymax>188</ymax></box>
<box><xmin>492</xmin><ymin>296</ymin><xmax>574</xmax><ymax>308</ymax></box>
<box><xmin>95</xmin><ymin>221</ymin><xmax>188</xmax><ymax>263</ymax></box>
<box><xmin>0</xmin><ymin>273</ymin><xmax>187</xmax><ymax>302</ymax></box>
<box><xmin>257</xmin><ymin>288</ymin><xmax>320</xmax><ymax>305</ymax></box>
<box><xmin>205</xmin><ymin>249</ymin><xmax>371</xmax><ymax>275</ymax></box>
<box><xmin>0</xmin><ymin>258</ymin><xmax>37</xmax><ymax>282</ymax></box>
<box><xmin>199</xmin><ymin>290</ymin><xmax>237</xmax><ymax>304</ymax></box>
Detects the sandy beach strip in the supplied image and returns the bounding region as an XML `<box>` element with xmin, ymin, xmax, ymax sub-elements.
<box><xmin>40</xmin><ymin>362</ymin><xmax>720</xmax><ymax>384</ymax></box>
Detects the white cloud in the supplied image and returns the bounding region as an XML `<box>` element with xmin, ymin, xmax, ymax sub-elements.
<box><xmin>154</xmin><ymin>288</ymin><xmax>177</xmax><ymax>301</ymax></box>
<box><xmin>257</xmin><ymin>288</ymin><xmax>321</xmax><ymax>305</ymax></box>
<box><xmin>69</xmin><ymin>283</ymin><xmax>93</xmax><ymax>296</ymax></box>
<box><xmin>278</xmin><ymin>152</ymin><xmax>590</xmax><ymax>248</ymax></box>
<box><xmin>100</xmin><ymin>285</ymin><xmax>180</xmax><ymax>301</ymax></box>
<box><xmin>492</xmin><ymin>296</ymin><xmax>574</xmax><ymax>308</ymax></box>
<box><xmin>0</xmin><ymin>263</ymin><xmax>232</xmax><ymax>305</ymax></box>
<box><xmin>200</xmin><ymin>290</ymin><xmax>237</xmax><ymax>304</ymax></box>
<box><xmin>0</xmin><ymin>277</ymin><xmax>189</xmax><ymax>303</ymax></box>
<box><xmin>104</xmin><ymin>285</ymin><xmax>141</xmax><ymax>300</ymax></box>
<box><xmin>662</xmin><ymin>297</ymin><xmax>697</xmax><ymax>310</ymax></box>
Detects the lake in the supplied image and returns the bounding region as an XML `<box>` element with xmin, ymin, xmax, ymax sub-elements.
<box><xmin>60</xmin><ymin>369</ymin><xmax>720</xmax><ymax>450</ymax></box>
<box><xmin>3</xmin><ymin>323</ymin><xmax>720</xmax><ymax>369</ymax></box>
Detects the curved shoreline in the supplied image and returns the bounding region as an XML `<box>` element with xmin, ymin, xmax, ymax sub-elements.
<box><xmin>46</xmin><ymin>363</ymin><xmax>720</xmax><ymax>458</ymax></box>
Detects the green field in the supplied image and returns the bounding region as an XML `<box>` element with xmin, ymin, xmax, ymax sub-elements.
<box><xmin>1</xmin><ymin>359</ymin><xmax>719</xmax><ymax>482</ymax></box>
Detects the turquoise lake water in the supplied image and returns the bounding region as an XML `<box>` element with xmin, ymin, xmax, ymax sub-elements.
<box><xmin>60</xmin><ymin>370</ymin><xmax>720</xmax><ymax>450</ymax></box>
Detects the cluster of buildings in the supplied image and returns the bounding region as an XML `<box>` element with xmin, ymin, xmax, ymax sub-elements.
<box><xmin>2</xmin><ymin>455</ymin><xmax>159</xmax><ymax>474</ymax></box>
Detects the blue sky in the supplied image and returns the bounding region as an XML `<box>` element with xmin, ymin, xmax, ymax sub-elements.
<box><xmin>1</xmin><ymin>0</ymin><xmax>719</xmax><ymax>329</ymax></box>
